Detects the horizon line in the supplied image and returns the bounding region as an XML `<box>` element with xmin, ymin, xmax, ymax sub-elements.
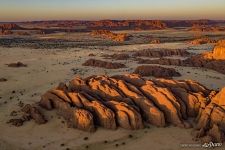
<box><xmin>1</xmin><ymin>18</ymin><xmax>225</xmax><ymax>23</ymax></box>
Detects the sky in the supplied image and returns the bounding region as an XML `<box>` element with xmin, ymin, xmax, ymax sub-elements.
<box><xmin>0</xmin><ymin>0</ymin><xmax>225</xmax><ymax>21</ymax></box>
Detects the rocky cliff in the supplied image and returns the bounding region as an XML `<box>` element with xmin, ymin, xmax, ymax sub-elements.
<box><xmin>203</xmin><ymin>40</ymin><xmax>225</xmax><ymax>60</ymax></box>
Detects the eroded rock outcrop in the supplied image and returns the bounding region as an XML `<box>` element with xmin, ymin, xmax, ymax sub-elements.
<box><xmin>101</xmin><ymin>53</ymin><xmax>130</xmax><ymax>60</ymax></box>
<box><xmin>0</xmin><ymin>24</ymin><xmax>23</xmax><ymax>35</ymax></box>
<box><xmin>7</xmin><ymin>104</ymin><xmax>47</xmax><ymax>126</ymax></box>
<box><xmin>190</xmin><ymin>25</ymin><xmax>225</xmax><ymax>32</ymax></box>
<box><xmin>186</xmin><ymin>40</ymin><xmax>225</xmax><ymax>74</ymax></box>
<box><xmin>21</xmin><ymin>104</ymin><xmax>47</xmax><ymax>124</ymax></box>
<box><xmin>40</xmin><ymin>90</ymin><xmax>95</xmax><ymax>131</ymax></box>
<box><xmin>137</xmin><ymin>57</ymin><xmax>225</xmax><ymax>75</ymax></box>
<box><xmin>136</xmin><ymin>57</ymin><xmax>183</xmax><ymax>66</ymax></box>
<box><xmin>189</xmin><ymin>38</ymin><xmax>216</xmax><ymax>45</ymax></box>
<box><xmin>37</xmin><ymin>74</ymin><xmax>225</xmax><ymax>143</ymax></box>
<box><xmin>1</xmin><ymin>30</ymin><xmax>13</xmax><ymax>35</ymax></box>
<box><xmin>88</xmin><ymin>20</ymin><xmax>167</xmax><ymax>30</ymax></box>
<box><xmin>194</xmin><ymin>87</ymin><xmax>225</xmax><ymax>143</ymax></box>
<box><xmin>0</xmin><ymin>24</ymin><xmax>23</xmax><ymax>30</ymax></box>
<box><xmin>203</xmin><ymin>40</ymin><xmax>225</xmax><ymax>60</ymax></box>
<box><xmin>133</xmin><ymin>49</ymin><xmax>190</xmax><ymax>57</ymax></box>
<box><xmin>134</xmin><ymin>65</ymin><xmax>181</xmax><ymax>78</ymax></box>
<box><xmin>82</xmin><ymin>59</ymin><xmax>126</xmax><ymax>69</ymax></box>
<box><xmin>136</xmin><ymin>41</ymin><xmax>225</xmax><ymax>74</ymax></box>
<box><xmin>150</xmin><ymin>39</ymin><xmax>160</xmax><ymax>44</ymax></box>
<box><xmin>91</xmin><ymin>30</ymin><xmax>130</xmax><ymax>42</ymax></box>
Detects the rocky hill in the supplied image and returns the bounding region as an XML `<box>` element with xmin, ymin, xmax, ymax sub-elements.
<box><xmin>36</xmin><ymin>74</ymin><xmax>225</xmax><ymax>143</ymax></box>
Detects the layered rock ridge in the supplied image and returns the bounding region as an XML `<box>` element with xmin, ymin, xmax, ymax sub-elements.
<box><xmin>39</xmin><ymin>74</ymin><xmax>225</xmax><ymax>143</ymax></box>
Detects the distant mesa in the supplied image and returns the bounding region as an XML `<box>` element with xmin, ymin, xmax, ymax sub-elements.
<box><xmin>0</xmin><ymin>23</ymin><xmax>24</xmax><ymax>35</ymax></box>
<box><xmin>1</xmin><ymin>20</ymin><xmax>224</xmax><ymax>36</ymax></box>
<box><xmin>88</xmin><ymin>20</ymin><xmax>167</xmax><ymax>30</ymax></box>
<box><xmin>164</xmin><ymin>20</ymin><xmax>225</xmax><ymax>28</ymax></box>
<box><xmin>190</xmin><ymin>24</ymin><xmax>225</xmax><ymax>32</ymax></box>
<box><xmin>2</xmin><ymin>20</ymin><xmax>169</xmax><ymax>36</ymax></box>
<box><xmin>0</xmin><ymin>23</ymin><xmax>23</xmax><ymax>30</ymax></box>
<box><xmin>15</xmin><ymin>20</ymin><xmax>225</xmax><ymax>30</ymax></box>
<box><xmin>91</xmin><ymin>30</ymin><xmax>130</xmax><ymax>42</ymax></box>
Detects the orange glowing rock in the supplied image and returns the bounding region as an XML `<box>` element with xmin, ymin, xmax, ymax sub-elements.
<box><xmin>189</xmin><ymin>38</ymin><xmax>216</xmax><ymax>45</ymax></box>
<box><xmin>37</xmin><ymin>74</ymin><xmax>225</xmax><ymax>143</ymax></box>
<box><xmin>91</xmin><ymin>30</ymin><xmax>130</xmax><ymax>42</ymax></box>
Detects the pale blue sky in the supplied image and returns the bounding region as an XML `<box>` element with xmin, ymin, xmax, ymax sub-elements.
<box><xmin>0</xmin><ymin>0</ymin><xmax>224</xmax><ymax>21</ymax></box>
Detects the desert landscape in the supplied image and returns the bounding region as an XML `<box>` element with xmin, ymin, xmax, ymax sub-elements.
<box><xmin>0</xmin><ymin>19</ymin><xmax>225</xmax><ymax>150</ymax></box>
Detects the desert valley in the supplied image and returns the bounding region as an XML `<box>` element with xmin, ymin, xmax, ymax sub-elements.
<box><xmin>0</xmin><ymin>20</ymin><xmax>225</xmax><ymax>150</ymax></box>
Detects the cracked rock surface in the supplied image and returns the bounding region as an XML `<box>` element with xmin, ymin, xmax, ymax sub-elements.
<box><xmin>39</xmin><ymin>74</ymin><xmax>225</xmax><ymax>143</ymax></box>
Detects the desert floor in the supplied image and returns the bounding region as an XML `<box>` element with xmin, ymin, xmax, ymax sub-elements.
<box><xmin>0</xmin><ymin>29</ymin><xmax>225</xmax><ymax>150</ymax></box>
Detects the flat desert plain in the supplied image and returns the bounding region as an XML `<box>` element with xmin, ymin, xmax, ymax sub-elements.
<box><xmin>0</xmin><ymin>28</ymin><xmax>225</xmax><ymax>150</ymax></box>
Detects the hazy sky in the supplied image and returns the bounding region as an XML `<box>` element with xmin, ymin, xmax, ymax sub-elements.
<box><xmin>0</xmin><ymin>0</ymin><xmax>225</xmax><ymax>21</ymax></box>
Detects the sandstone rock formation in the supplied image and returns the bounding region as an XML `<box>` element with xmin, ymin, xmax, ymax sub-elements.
<box><xmin>0</xmin><ymin>24</ymin><xmax>23</xmax><ymax>35</ymax></box>
<box><xmin>0</xmin><ymin>24</ymin><xmax>23</xmax><ymax>30</ymax></box>
<box><xmin>7</xmin><ymin>104</ymin><xmax>47</xmax><ymax>127</ymax></box>
<box><xmin>136</xmin><ymin>58</ymin><xmax>183</xmax><ymax>66</ymax></box>
<box><xmin>1</xmin><ymin>30</ymin><xmax>13</xmax><ymax>35</ymax></box>
<box><xmin>189</xmin><ymin>38</ymin><xmax>216</xmax><ymax>45</ymax></box>
<box><xmin>134</xmin><ymin>65</ymin><xmax>181</xmax><ymax>78</ymax></box>
<box><xmin>150</xmin><ymin>39</ymin><xmax>160</xmax><ymax>44</ymax></box>
<box><xmin>164</xmin><ymin>20</ymin><xmax>224</xmax><ymax>28</ymax></box>
<box><xmin>101</xmin><ymin>53</ymin><xmax>130</xmax><ymax>60</ymax></box>
<box><xmin>137</xmin><ymin>57</ymin><xmax>225</xmax><ymax>75</ymax></box>
<box><xmin>88</xmin><ymin>20</ymin><xmax>167</xmax><ymax>30</ymax></box>
<box><xmin>190</xmin><ymin>24</ymin><xmax>225</xmax><ymax>32</ymax></box>
<box><xmin>194</xmin><ymin>87</ymin><xmax>225</xmax><ymax>143</ymax></box>
<box><xmin>40</xmin><ymin>90</ymin><xmax>95</xmax><ymax>131</ymax></box>
<box><xmin>133</xmin><ymin>49</ymin><xmax>190</xmax><ymax>57</ymax></box>
<box><xmin>21</xmin><ymin>104</ymin><xmax>47</xmax><ymax>124</ymax></box>
<box><xmin>82</xmin><ymin>59</ymin><xmax>126</xmax><ymax>69</ymax></box>
<box><xmin>38</xmin><ymin>74</ymin><xmax>225</xmax><ymax>143</ymax></box>
<box><xmin>136</xmin><ymin>40</ymin><xmax>225</xmax><ymax>74</ymax></box>
<box><xmin>185</xmin><ymin>40</ymin><xmax>225</xmax><ymax>74</ymax></box>
<box><xmin>91</xmin><ymin>30</ymin><xmax>130</xmax><ymax>42</ymax></box>
<box><xmin>203</xmin><ymin>40</ymin><xmax>225</xmax><ymax>60</ymax></box>
<box><xmin>17</xmin><ymin>20</ymin><xmax>225</xmax><ymax>31</ymax></box>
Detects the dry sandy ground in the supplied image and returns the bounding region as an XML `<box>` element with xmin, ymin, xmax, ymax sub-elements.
<box><xmin>0</xmin><ymin>42</ymin><xmax>225</xmax><ymax>150</ymax></box>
